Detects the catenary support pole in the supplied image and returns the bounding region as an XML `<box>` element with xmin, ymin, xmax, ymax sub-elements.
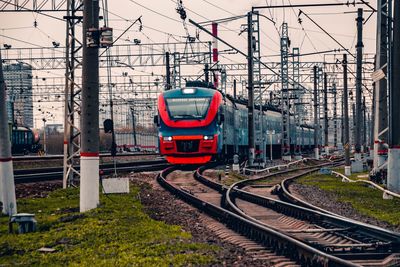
<box><xmin>233</xmin><ymin>79</ymin><xmax>237</xmax><ymax>99</ymax></box>
<box><xmin>165</xmin><ymin>52</ymin><xmax>171</xmax><ymax>90</ymax></box>
<box><xmin>354</xmin><ymin>8</ymin><xmax>364</xmax><ymax>163</ymax></box>
<box><xmin>80</xmin><ymin>0</ymin><xmax>100</xmax><ymax>212</ymax></box>
<box><xmin>212</xmin><ymin>22</ymin><xmax>219</xmax><ymax>88</ymax></box>
<box><xmin>363</xmin><ymin>96</ymin><xmax>367</xmax><ymax>151</ymax></box>
<box><xmin>388</xmin><ymin>0</ymin><xmax>400</xmax><ymax>193</ymax></box>
<box><xmin>313</xmin><ymin>66</ymin><xmax>320</xmax><ymax>159</ymax></box>
<box><xmin>323</xmin><ymin>73</ymin><xmax>329</xmax><ymax>155</ymax></box>
<box><xmin>373</xmin><ymin>0</ymin><xmax>388</xmax><ymax>172</ymax></box>
<box><xmin>0</xmin><ymin>50</ymin><xmax>17</xmax><ymax>215</ymax></box>
<box><xmin>343</xmin><ymin>54</ymin><xmax>351</xmax><ymax>175</ymax></box>
<box><xmin>247</xmin><ymin>12</ymin><xmax>255</xmax><ymax>166</ymax></box>
<box><xmin>130</xmin><ymin>107</ymin><xmax>137</xmax><ymax>147</ymax></box>
<box><xmin>333</xmin><ymin>83</ymin><xmax>338</xmax><ymax>148</ymax></box>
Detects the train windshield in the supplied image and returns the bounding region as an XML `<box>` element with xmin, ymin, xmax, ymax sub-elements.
<box><xmin>165</xmin><ymin>97</ymin><xmax>211</xmax><ymax>120</ymax></box>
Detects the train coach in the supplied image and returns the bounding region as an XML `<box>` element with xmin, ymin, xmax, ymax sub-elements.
<box><xmin>155</xmin><ymin>81</ymin><xmax>315</xmax><ymax>164</ymax></box>
<box><xmin>8</xmin><ymin>122</ymin><xmax>41</xmax><ymax>155</ymax></box>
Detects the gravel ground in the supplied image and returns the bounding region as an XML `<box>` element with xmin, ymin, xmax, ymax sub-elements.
<box><xmin>16</xmin><ymin>181</ymin><xmax>62</xmax><ymax>198</ymax></box>
<box><xmin>290</xmin><ymin>183</ymin><xmax>400</xmax><ymax>232</ymax></box>
<box><xmin>130</xmin><ymin>172</ymin><xmax>271</xmax><ymax>267</ymax></box>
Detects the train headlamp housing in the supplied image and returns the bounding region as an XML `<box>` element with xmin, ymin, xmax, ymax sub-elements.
<box><xmin>203</xmin><ymin>135</ymin><xmax>214</xmax><ymax>140</ymax></box>
<box><xmin>163</xmin><ymin>136</ymin><xmax>173</xmax><ymax>141</ymax></box>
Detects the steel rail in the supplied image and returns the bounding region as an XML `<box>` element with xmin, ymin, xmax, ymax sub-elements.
<box><xmin>219</xmin><ymin>164</ymin><xmax>400</xmax><ymax>263</ymax></box>
<box><xmin>158</xmin><ymin>165</ymin><xmax>361</xmax><ymax>266</ymax></box>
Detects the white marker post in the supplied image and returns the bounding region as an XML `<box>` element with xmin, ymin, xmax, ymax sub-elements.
<box><xmin>0</xmin><ymin>50</ymin><xmax>17</xmax><ymax>215</ymax></box>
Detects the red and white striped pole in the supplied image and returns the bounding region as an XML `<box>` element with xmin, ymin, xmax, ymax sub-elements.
<box><xmin>212</xmin><ymin>22</ymin><xmax>219</xmax><ymax>88</ymax></box>
<box><xmin>0</xmin><ymin>49</ymin><xmax>17</xmax><ymax>215</ymax></box>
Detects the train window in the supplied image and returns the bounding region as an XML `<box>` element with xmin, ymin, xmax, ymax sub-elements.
<box><xmin>165</xmin><ymin>97</ymin><xmax>211</xmax><ymax>120</ymax></box>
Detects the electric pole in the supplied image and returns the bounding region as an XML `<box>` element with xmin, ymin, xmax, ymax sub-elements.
<box><xmin>354</xmin><ymin>8</ymin><xmax>364</xmax><ymax>163</ymax></box>
<box><xmin>363</xmin><ymin>96</ymin><xmax>367</xmax><ymax>150</ymax></box>
<box><xmin>323</xmin><ymin>72</ymin><xmax>329</xmax><ymax>155</ymax></box>
<box><xmin>333</xmin><ymin>83</ymin><xmax>338</xmax><ymax>148</ymax></box>
<box><xmin>130</xmin><ymin>107</ymin><xmax>137</xmax><ymax>147</ymax></box>
<box><xmin>0</xmin><ymin>49</ymin><xmax>17</xmax><ymax>215</ymax></box>
<box><xmin>343</xmin><ymin>54</ymin><xmax>351</xmax><ymax>175</ymax></box>
<box><xmin>247</xmin><ymin>12</ymin><xmax>255</xmax><ymax>166</ymax></box>
<box><xmin>388</xmin><ymin>0</ymin><xmax>400</xmax><ymax>193</ymax></box>
<box><xmin>80</xmin><ymin>0</ymin><xmax>100</xmax><ymax>212</ymax></box>
<box><xmin>313</xmin><ymin>66</ymin><xmax>320</xmax><ymax>159</ymax></box>
<box><xmin>165</xmin><ymin>52</ymin><xmax>171</xmax><ymax>90</ymax></box>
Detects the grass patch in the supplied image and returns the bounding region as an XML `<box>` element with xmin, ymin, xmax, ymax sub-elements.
<box><xmin>297</xmin><ymin>173</ymin><xmax>400</xmax><ymax>226</ymax></box>
<box><xmin>0</xmin><ymin>186</ymin><xmax>217</xmax><ymax>266</ymax></box>
<box><xmin>223</xmin><ymin>171</ymin><xmax>247</xmax><ymax>186</ymax></box>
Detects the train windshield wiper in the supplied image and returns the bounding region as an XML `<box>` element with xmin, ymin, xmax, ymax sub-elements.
<box><xmin>174</xmin><ymin>114</ymin><xmax>202</xmax><ymax>119</ymax></box>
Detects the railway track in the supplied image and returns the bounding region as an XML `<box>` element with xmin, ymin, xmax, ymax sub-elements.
<box><xmin>12</xmin><ymin>152</ymin><xmax>158</xmax><ymax>162</ymax></box>
<box><xmin>15</xmin><ymin>159</ymin><xmax>169</xmax><ymax>183</ymax></box>
<box><xmin>158</xmin><ymin>163</ymin><xmax>400</xmax><ymax>266</ymax></box>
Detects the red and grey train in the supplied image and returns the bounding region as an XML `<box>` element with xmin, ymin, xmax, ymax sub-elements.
<box><xmin>155</xmin><ymin>82</ymin><xmax>315</xmax><ymax>164</ymax></box>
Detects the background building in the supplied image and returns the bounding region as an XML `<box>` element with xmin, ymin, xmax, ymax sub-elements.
<box><xmin>3</xmin><ymin>62</ymin><xmax>33</xmax><ymax>128</ymax></box>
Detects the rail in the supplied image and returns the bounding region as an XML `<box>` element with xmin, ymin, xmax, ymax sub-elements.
<box><xmin>243</xmin><ymin>158</ymin><xmax>307</xmax><ymax>174</ymax></box>
<box><xmin>331</xmin><ymin>170</ymin><xmax>400</xmax><ymax>199</ymax></box>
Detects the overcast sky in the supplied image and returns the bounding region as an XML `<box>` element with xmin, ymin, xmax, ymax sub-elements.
<box><xmin>0</xmin><ymin>0</ymin><xmax>378</xmax><ymax>127</ymax></box>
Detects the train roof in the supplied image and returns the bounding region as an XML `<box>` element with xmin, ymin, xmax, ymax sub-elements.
<box><xmin>162</xmin><ymin>87</ymin><xmax>219</xmax><ymax>98</ymax></box>
<box><xmin>225</xmin><ymin>94</ymin><xmax>282</xmax><ymax>113</ymax></box>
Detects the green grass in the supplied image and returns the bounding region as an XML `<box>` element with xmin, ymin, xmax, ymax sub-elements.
<box><xmin>0</xmin><ymin>186</ymin><xmax>217</xmax><ymax>266</ymax></box>
<box><xmin>297</xmin><ymin>173</ymin><xmax>400</xmax><ymax>226</ymax></box>
<box><xmin>223</xmin><ymin>171</ymin><xmax>247</xmax><ymax>186</ymax></box>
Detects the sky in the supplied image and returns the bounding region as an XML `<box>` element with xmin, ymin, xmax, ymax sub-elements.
<box><xmin>0</xmin><ymin>0</ymin><xmax>379</xmax><ymax>127</ymax></box>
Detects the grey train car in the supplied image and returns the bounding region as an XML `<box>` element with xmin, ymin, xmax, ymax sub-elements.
<box><xmin>220</xmin><ymin>95</ymin><xmax>315</xmax><ymax>160</ymax></box>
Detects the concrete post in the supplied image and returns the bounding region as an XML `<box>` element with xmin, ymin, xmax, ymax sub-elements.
<box><xmin>388</xmin><ymin>0</ymin><xmax>400</xmax><ymax>192</ymax></box>
<box><xmin>342</xmin><ymin>54</ymin><xmax>351</xmax><ymax>175</ymax></box>
<box><xmin>0</xmin><ymin>50</ymin><xmax>17</xmax><ymax>215</ymax></box>
<box><xmin>354</xmin><ymin>8</ymin><xmax>364</xmax><ymax>164</ymax></box>
<box><xmin>80</xmin><ymin>0</ymin><xmax>100</xmax><ymax>212</ymax></box>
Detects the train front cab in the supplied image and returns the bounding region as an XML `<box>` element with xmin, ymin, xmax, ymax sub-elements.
<box><xmin>156</xmin><ymin>87</ymin><xmax>223</xmax><ymax>164</ymax></box>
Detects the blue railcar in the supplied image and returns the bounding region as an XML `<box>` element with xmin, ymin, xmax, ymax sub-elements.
<box><xmin>155</xmin><ymin>82</ymin><xmax>315</xmax><ymax>164</ymax></box>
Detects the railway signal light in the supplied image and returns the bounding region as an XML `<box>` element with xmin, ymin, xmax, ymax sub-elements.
<box><xmin>103</xmin><ymin>119</ymin><xmax>114</xmax><ymax>133</ymax></box>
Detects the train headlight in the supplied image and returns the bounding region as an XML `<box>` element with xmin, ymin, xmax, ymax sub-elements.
<box><xmin>203</xmin><ymin>135</ymin><xmax>214</xmax><ymax>140</ymax></box>
<box><xmin>181</xmin><ymin>88</ymin><xmax>196</xmax><ymax>94</ymax></box>
<box><xmin>163</xmin><ymin>136</ymin><xmax>173</xmax><ymax>141</ymax></box>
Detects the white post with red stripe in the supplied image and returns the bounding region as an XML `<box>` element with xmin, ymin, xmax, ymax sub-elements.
<box><xmin>0</xmin><ymin>50</ymin><xmax>17</xmax><ymax>215</ymax></box>
<box><xmin>80</xmin><ymin>0</ymin><xmax>100</xmax><ymax>212</ymax></box>
<box><xmin>212</xmin><ymin>22</ymin><xmax>219</xmax><ymax>88</ymax></box>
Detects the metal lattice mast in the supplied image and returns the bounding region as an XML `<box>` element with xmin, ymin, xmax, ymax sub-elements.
<box><xmin>280</xmin><ymin>22</ymin><xmax>291</xmax><ymax>160</ymax></box>
<box><xmin>251</xmin><ymin>11</ymin><xmax>265</xmax><ymax>163</ymax></box>
<box><xmin>318</xmin><ymin>67</ymin><xmax>324</xmax><ymax>148</ymax></box>
<box><xmin>292</xmin><ymin>47</ymin><xmax>301</xmax><ymax>156</ymax></box>
<box><xmin>247</xmin><ymin>12</ymin><xmax>255</xmax><ymax>165</ymax></box>
<box><xmin>173</xmin><ymin>52</ymin><xmax>181</xmax><ymax>88</ymax></box>
<box><xmin>63</xmin><ymin>0</ymin><xmax>83</xmax><ymax>188</ymax></box>
<box><xmin>333</xmin><ymin>83</ymin><xmax>338</xmax><ymax>148</ymax></box>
